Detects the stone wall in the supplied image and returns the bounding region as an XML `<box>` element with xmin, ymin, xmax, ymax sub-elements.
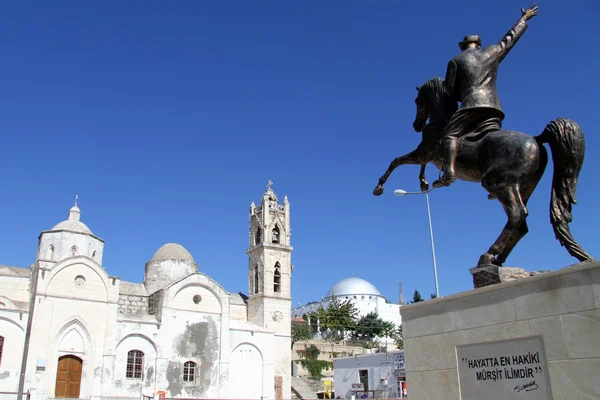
<box><xmin>117</xmin><ymin>293</ymin><xmax>148</xmax><ymax>314</ymax></box>
<box><xmin>400</xmin><ymin>261</ymin><xmax>600</xmax><ymax>400</ymax></box>
<box><xmin>293</xmin><ymin>339</ymin><xmax>371</xmax><ymax>361</ymax></box>
<box><xmin>293</xmin><ymin>340</ymin><xmax>380</xmax><ymax>379</ymax></box>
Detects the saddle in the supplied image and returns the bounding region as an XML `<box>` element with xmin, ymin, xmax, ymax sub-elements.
<box><xmin>462</xmin><ymin>117</ymin><xmax>503</xmax><ymax>142</ymax></box>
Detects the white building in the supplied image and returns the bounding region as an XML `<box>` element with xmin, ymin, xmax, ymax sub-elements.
<box><xmin>292</xmin><ymin>277</ymin><xmax>402</xmax><ymax>331</ymax></box>
<box><xmin>333</xmin><ymin>351</ymin><xmax>407</xmax><ymax>399</ymax></box>
<box><xmin>0</xmin><ymin>184</ymin><xmax>292</xmax><ymax>400</ymax></box>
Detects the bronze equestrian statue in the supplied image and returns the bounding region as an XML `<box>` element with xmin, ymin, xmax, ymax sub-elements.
<box><xmin>373</xmin><ymin>4</ymin><xmax>594</xmax><ymax>268</ymax></box>
<box><xmin>434</xmin><ymin>4</ymin><xmax>538</xmax><ymax>188</ymax></box>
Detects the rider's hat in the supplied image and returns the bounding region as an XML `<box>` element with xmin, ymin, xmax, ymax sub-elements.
<box><xmin>459</xmin><ymin>35</ymin><xmax>482</xmax><ymax>50</ymax></box>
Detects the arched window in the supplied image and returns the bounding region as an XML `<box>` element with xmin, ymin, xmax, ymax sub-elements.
<box><xmin>272</xmin><ymin>225</ymin><xmax>280</xmax><ymax>244</ymax></box>
<box><xmin>126</xmin><ymin>350</ymin><xmax>144</xmax><ymax>379</ymax></box>
<box><xmin>46</xmin><ymin>245</ymin><xmax>54</xmax><ymax>261</ymax></box>
<box><xmin>255</xmin><ymin>228</ymin><xmax>262</xmax><ymax>245</ymax></box>
<box><xmin>70</xmin><ymin>246</ymin><xmax>78</xmax><ymax>258</ymax></box>
<box><xmin>254</xmin><ymin>264</ymin><xmax>259</xmax><ymax>294</ymax></box>
<box><xmin>0</xmin><ymin>336</ymin><xmax>4</xmax><ymax>366</ymax></box>
<box><xmin>183</xmin><ymin>361</ymin><xmax>197</xmax><ymax>382</ymax></box>
<box><xmin>274</xmin><ymin>263</ymin><xmax>281</xmax><ymax>293</ymax></box>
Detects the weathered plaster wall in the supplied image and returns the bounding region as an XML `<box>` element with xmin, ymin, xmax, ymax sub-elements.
<box><xmin>38</xmin><ymin>231</ymin><xmax>104</xmax><ymax>266</ymax></box>
<box><xmin>144</xmin><ymin>259</ymin><xmax>196</xmax><ymax>295</ymax></box>
<box><xmin>2</xmin><ymin>255</ymin><xmax>283</xmax><ymax>400</ymax></box>
<box><xmin>0</xmin><ymin>308</ymin><xmax>26</xmax><ymax>396</ymax></box>
<box><xmin>0</xmin><ymin>272</ymin><xmax>30</xmax><ymax>303</ymax></box>
<box><xmin>24</xmin><ymin>257</ymin><xmax>118</xmax><ymax>400</ymax></box>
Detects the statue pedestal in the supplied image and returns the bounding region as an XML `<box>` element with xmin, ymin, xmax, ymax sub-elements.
<box><xmin>400</xmin><ymin>261</ymin><xmax>600</xmax><ymax>400</ymax></box>
<box><xmin>469</xmin><ymin>264</ymin><xmax>531</xmax><ymax>288</ymax></box>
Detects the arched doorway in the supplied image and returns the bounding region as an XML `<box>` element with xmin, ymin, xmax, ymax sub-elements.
<box><xmin>229</xmin><ymin>344</ymin><xmax>263</xmax><ymax>399</ymax></box>
<box><xmin>55</xmin><ymin>355</ymin><xmax>82</xmax><ymax>398</ymax></box>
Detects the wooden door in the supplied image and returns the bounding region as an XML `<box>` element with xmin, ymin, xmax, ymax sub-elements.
<box><xmin>55</xmin><ymin>355</ymin><xmax>82</xmax><ymax>398</ymax></box>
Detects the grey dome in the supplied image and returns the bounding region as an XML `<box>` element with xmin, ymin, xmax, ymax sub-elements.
<box><xmin>326</xmin><ymin>277</ymin><xmax>382</xmax><ymax>298</ymax></box>
<box><xmin>51</xmin><ymin>206</ymin><xmax>93</xmax><ymax>234</ymax></box>
<box><xmin>151</xmin><ymin>243</ymin><xmax>194</xmax><ymax>262</ymax></box>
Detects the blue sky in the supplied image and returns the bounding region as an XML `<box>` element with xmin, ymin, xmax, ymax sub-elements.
<box><xmin>0</xmin><ymin>1</ymin><xmax>598</xmax><ymax>305</ymax></box>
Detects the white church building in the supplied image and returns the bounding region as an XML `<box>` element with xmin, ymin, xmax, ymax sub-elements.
<box><xmin>0</xmin><ymin>184</ymin><xmax>293</xmax><ymax>400</ymax></box>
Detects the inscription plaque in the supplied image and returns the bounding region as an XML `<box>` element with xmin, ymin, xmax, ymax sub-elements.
<box><xmin>457</xmin><ymin>336</ymin><xmax>552</xmax><ymax>399</ymax></box>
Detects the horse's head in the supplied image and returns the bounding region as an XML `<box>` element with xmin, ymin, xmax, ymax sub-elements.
<box><xmin>413</xmin><ymin>76</ymin><xmax>455</xmax><ymax>133</ymax></box>
<box><xmin>413</xmin><ymin>84</ymin><xmax>429</xmax><ymax>132</ymax></box>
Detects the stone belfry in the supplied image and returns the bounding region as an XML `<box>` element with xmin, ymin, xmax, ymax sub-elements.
<box><xmin>247</xmin><ymin>180</ymin><xmax>293</xmax><ymax>400</ymax></box>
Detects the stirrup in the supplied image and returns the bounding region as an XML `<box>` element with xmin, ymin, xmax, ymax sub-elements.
<box><xmin>433</xmin><ymin>172</ymin><xmax>455</xmax><ymax>188</ymax></box>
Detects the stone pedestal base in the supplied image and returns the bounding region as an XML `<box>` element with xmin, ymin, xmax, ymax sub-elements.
<box><xmin>469</xmin><ymin>264</ymin><xmax>531</xmax><ymax>288</ymax></box>
<box><xmin>401</xmin><ymin>261</ymin><xmax>600</xmax><ymax>400</ymax></box>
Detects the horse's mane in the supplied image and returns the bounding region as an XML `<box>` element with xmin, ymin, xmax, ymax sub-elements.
<box><xmin>423</xmin><ymin>76</ymin><xmax>445</xmax><ymax>94</ymax></box>
<box><xmin>421</xmin><ymin>76</ymin><xmax>457</xmax><ymax>120</ymax></box>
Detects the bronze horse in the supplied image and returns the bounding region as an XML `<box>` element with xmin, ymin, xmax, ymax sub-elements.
<box><xmin>373</xmin><ymin>76</ymin><xmax>593</xmax><ymax>267</ymax></box>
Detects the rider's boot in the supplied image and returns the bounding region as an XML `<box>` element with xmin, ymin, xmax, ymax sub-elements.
<box><xmin>433</xmin><ymin>138</ymin><xmax>458</xmax><ymax>187</ymax></box>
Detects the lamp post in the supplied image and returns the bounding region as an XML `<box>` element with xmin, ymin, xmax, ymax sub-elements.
<box><xmin>394</xmin><ymin>188</ymin><xmax>440</xmax><ymax>298</ymax></box>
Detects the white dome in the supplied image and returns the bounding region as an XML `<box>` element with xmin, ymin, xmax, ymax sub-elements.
<box><xmin>151</xmin><ymin>243</ymin><xmax>194</xmax><ymax>262</ymax></box>
<box><xmin>326</xmin><ymin>277</ymin><xmax>382</xmax><ymax>298</ymax></box>
<box><xmin>51</xmin><ymin>206</ymin><xmax>93</xmax><ymax>234</ymax></box>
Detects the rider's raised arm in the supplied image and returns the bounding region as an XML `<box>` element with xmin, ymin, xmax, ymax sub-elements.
<box><xmin>486</xmin><ymin>4</ymin><xmax>538</xmax><ymax>62</ymax></box>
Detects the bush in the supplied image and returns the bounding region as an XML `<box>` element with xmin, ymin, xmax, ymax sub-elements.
<box><xmin>298</xmin><ymin>344</ymin><xmax>333</xmax><ymax>379</ymax></box>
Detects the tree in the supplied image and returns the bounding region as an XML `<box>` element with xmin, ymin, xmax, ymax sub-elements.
<box><xmin>381</xmin><ymin>321</ymin><xmax>396</xmax><ymax>341</ymax></box>
<box><xmin>430</xmin><ymin>293</ymin><xmax>437</xmax><ymax>299</ymax></box>
<box><xmin>394</xmin><ymin>325</ymin><xmax>404</xmax><ymax>350</ymax></box>
<box><xmin>411</xmin><ymin>290</ymin><xmax>424</xmax><ymax>303</ymax></box>
<box><xmin>353</xmin><ymin>312</ymin><xmax>394</xmax><ymax>353</ymax></box>
<box><xmin>291</xmin><ymin>320</ymin><xmax>312</xmax><ymax>349</ymax></box>
<box><xmin>353</xmin><ymin>312</ymin><xmax>385</xmax><ymax>341</ymax></box>
<box><xmin>305</xmin><ymin>298</ymin><xmax>358</xmax><ymax>339</ymax></box>
<box><xmin>305</xmin><ymin>298</ymin><xmax>359</xmax><ymax>352</ymax></box>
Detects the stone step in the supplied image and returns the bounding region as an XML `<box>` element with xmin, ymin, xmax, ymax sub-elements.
<box><xmin>291</xmin><ymin>376</ymin><xmax>317</xmax><ymax>400</ymax></box>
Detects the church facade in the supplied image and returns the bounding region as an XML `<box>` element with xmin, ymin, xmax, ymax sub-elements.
<box><xmin>0</xmin><ymin>185</ymin><xmax>292</xmax><ymax>400</ymax></box>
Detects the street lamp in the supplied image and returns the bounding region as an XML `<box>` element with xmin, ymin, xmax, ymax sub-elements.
<box><xmin>394</xmin><ymin>188</ymin><xmax>440</xmax><ymax>298</ymax></box>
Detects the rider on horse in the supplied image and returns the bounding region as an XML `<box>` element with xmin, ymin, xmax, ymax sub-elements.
<box><xmin>434</xmin><ymin>4</ymin><xmax>539</xmax><ymax>188</ymax></box>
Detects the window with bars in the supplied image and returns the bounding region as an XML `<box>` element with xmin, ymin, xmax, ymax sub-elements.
<box><xmin>183</xmin><ymin>361</ymin><xmax>197</xmax><ymax>382</ymax></box>
<box><xmin>0</xmin><ymin>336</ymin><xmax>4</xmax><ymax>366</ymax></box>
<box><xmin>126</xmin><ymin>350</ymin><xmax>144</xmax><ymax>379</ymax></box>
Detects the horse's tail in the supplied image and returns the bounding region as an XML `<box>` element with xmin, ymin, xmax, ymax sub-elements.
<box><xmin>534</xmin><ymin>118</ymin><xmax>593</xmax><ymax>262</ymax></box>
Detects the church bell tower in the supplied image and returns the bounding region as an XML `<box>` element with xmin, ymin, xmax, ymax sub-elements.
<box><xmin>247</xmin><ymin>180</ymin><xmax>293</xmax><ymax>399</ymax></box>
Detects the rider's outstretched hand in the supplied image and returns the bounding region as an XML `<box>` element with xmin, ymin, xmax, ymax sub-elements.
<box><xmin>521</xmin><ymin>3</ymin><xmax>539</xmax><ymax>21</ymax></box>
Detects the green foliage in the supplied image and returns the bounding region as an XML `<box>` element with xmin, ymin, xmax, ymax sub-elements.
<box><xmin>353</xmin><ymin>312</ymin><xmax>386</xmax><ymax>341</ymax></box>
<box><xmin>305</xmin><ymin>297</ymin><xmax>358</xmax><ymax>343</ymax></box>
<box><xmin>394</xmin><ymin>325</ymin><xmax>404</xmax><ymax>350</ymax></box>
<box><xmin>302</xmin><ymin>344</ymin><xmax>321</xmax><ymax>360</ymax></box>
<box><xmin>411</xmin><ymin>290</ymin><xmax>424</xmax><ymax>303</ymax></box>
<box><xmin>381</xmin><ymin>321</ymin><xmax>396</xmax><ymax>339</ymax></box>
<box><xmin>297</xmin><ymin>344</ymin><xmax>332</xmax><ymax>380</ymax></box>
<box><xmin>430</xmin><ymin>293</ymin><xmax>438</xmax><ymax>299</ymax></box>
<box><xmin>291</xmin><ymin>320</ymin><xmax>312</xmax><ymax>349</ymax></box>
<box><xmin>299</xmin><ymin>359</ymin><xmax>332</xmax><ymax>380</ymax></box>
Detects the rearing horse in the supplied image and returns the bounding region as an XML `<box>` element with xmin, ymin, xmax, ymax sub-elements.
<box><xmin>373</xmin><ymin>76</ymin><xmax>593</xmax><ymax>267</ymax></box>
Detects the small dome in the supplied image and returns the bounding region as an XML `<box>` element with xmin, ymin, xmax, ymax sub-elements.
<box><xmin>151</xmin><ymin>243</ymin><xmax>194</xmax><ymax>262</ymax></box>
<box><xmin>51</xmin><ymin>205</ymin><xmax>93</xmax><ymax>234</ymax></box>
<box><xmin>326</xmin><ymin>277</ymin><xmax>382</xmax><ymax>298</ymax></box>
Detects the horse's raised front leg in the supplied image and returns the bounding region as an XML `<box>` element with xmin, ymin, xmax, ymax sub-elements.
<box><xmin>478</xmin><ymin>183</ymin><xmax>529</xmax><ymax>266</ymax></box>
<box><xmin>418</xmin><ymin>164</ymin><xmax>429</xmax><ymax>192</ymax></box>
<box><xmin>373</xmin><ymin>148</ymin><xmax>425</xmax><ymax>196</ymax></box>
